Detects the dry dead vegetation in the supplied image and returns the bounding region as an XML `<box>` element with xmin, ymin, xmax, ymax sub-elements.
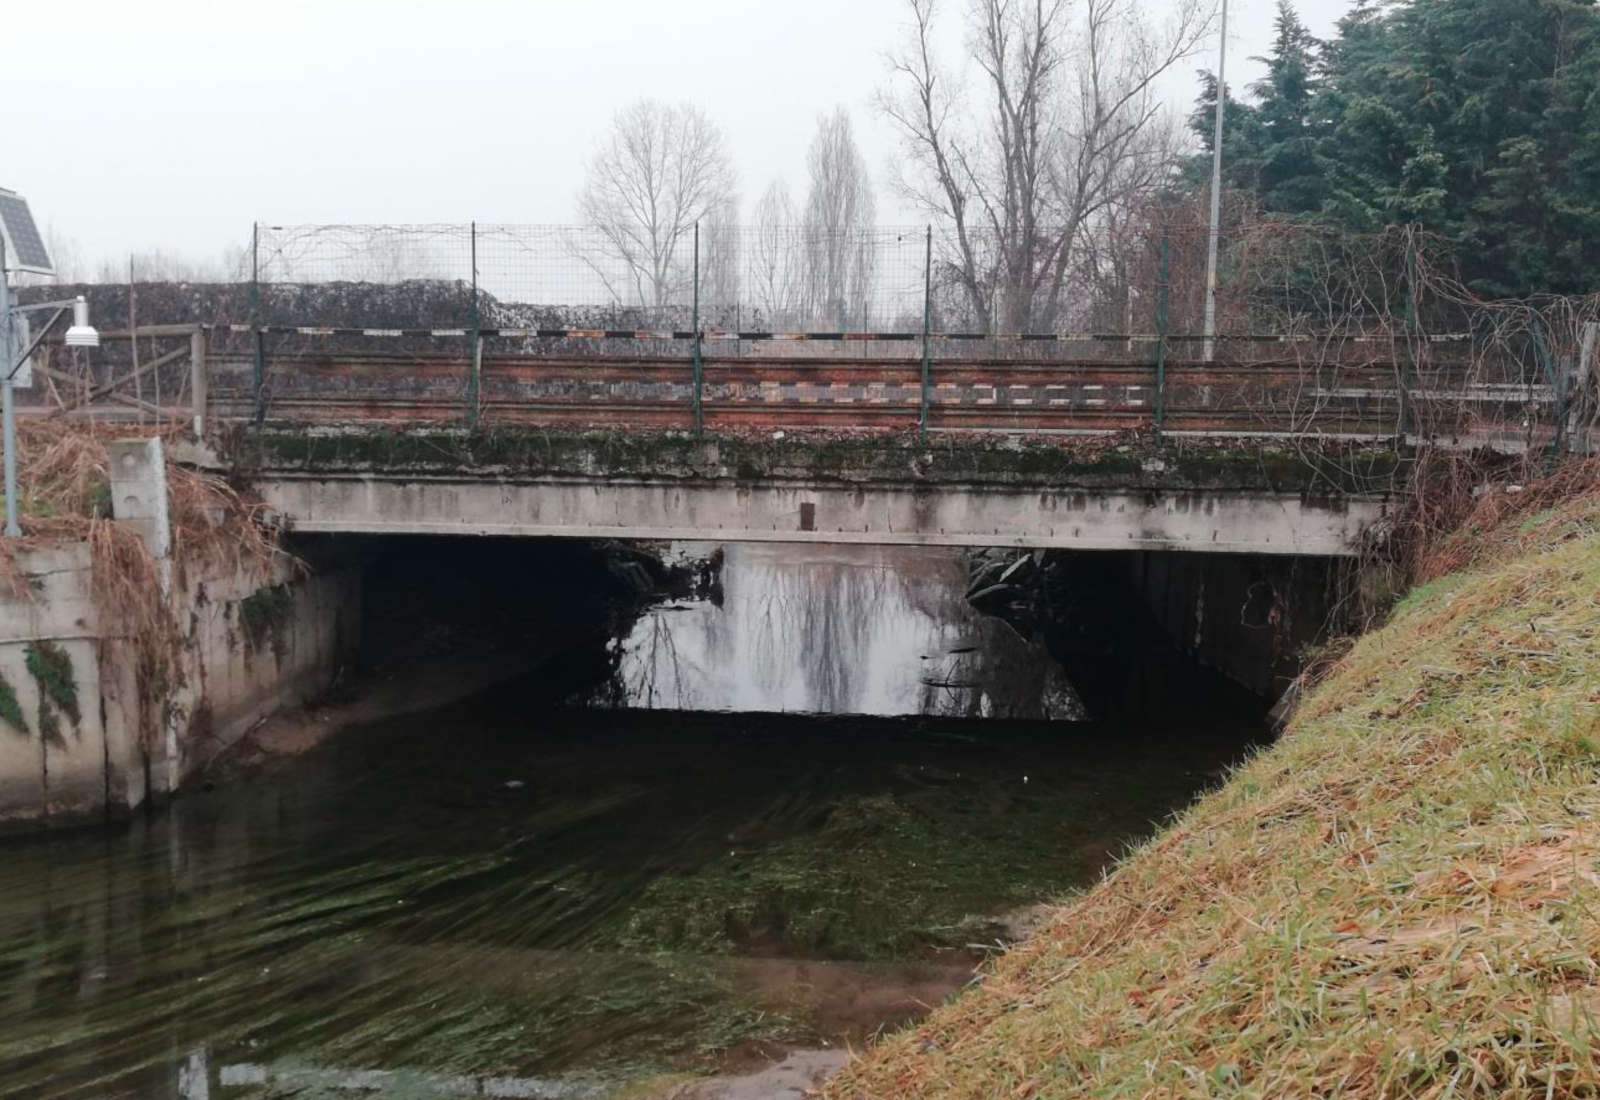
<box><xmin>1</xmin><ymin>418</ymin><xmax>289</xmax><ymax>745</ymax></box>
<box><xmin>827</xmin><ymin>467</ymin><xmax>1600</xmax><ymax>1098</ymax></box>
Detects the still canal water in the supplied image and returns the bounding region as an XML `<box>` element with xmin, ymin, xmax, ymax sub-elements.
<box><xmin>0</xmin><ymin>545</ymin><xmax>1266</xmax><ymax>1098</ymax></box>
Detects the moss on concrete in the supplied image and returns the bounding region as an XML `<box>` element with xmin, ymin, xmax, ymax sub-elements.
<box><xmin>238</xmin><ymin>584</ymin><xmax>294</xmax><ymax>656</ymax></box>
<box><xmin>0</xmin><ymin>674</ymin><xmax>26</xmax><ymax>736</ymax></box>
<box><xmin>24</xmin><ymin>642</ymin><xmax>79</xmax><ymax>730</ymax></box>
<box><xmin>235</xmin><ymin>427</ymin><xmax>1404</xmax><ymax>496</ymax></box>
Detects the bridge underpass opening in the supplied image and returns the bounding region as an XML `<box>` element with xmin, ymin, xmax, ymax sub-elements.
<box><xmin>299</xmin><ymin>530</ymin><xmax>1342</xmax><ymax>724</ymax></box>
<box><xmin>0</xmin><ymin>530</ymin><xmax>1353</xmax><ymax>1097</ymax></box>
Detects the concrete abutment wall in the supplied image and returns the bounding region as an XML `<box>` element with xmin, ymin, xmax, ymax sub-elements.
<box><xmin>0</xmin><ymin>441</ymin><xmax>360</xmax><ymax>833</ymax></box>
<box><xmin>1126</xmin><ymin>550</ymin><xmax>1360</xmax><ymax>703</ymax></box>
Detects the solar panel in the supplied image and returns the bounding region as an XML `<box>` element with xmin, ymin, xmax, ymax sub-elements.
<box><xmin>0</xmin><ymin>188</ymin><xmax>53</xmax><ymax>275</ymax></box>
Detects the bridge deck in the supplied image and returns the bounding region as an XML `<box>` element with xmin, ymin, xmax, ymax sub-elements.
<box><xmin>235</xmin><ymin>427</ymin><xmax>1399</xmax><ymax>557</ymax></box>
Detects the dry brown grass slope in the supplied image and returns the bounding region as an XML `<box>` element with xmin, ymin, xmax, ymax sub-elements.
<box><xmin>827</xmin><ymin>478</ymin><xmax>1600</xmax><ymax>1099</ymax></box>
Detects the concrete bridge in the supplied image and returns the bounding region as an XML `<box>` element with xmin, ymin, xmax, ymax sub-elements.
<box><xmin>196</xmin><ymin>338</ymin><xmax>1488</xmax><ymax>557</ymax></box>
<box><xmin>32</xmin><ymin>325</ymin><xmax>1570</xmax><ymax>557</ymax></box>
<box><xmin>233</xmin><ymin>427</ymin><xmax>1391</xmax><ymax>556</ymax></box>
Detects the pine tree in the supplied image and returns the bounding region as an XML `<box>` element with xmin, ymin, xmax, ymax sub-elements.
<box><xmin>1332</xmin><ymin>0</ymin><xmax>1600</xmax><ymax>294</ymax></box>
<box><xmin>1186</xmin><ymin>71</ymin><xmax>1263</xmax><ymax>196</ymax></box>
<box><xmin>1248</xmin><ymin>0</ymin><xmax>1330</xmax><ymax>214</ymax></box>
<box><xmin>1199</xmin><ymin>0</ymin><xmax>1600</xmax><ymax>295</ymax></box>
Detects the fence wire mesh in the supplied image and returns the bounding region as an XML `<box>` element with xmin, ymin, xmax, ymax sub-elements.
<box><xmin>245</xmin><ymin>221</ymin><xmax>1447</xmax><ymax>339</ymax></box>
<box><xmin>12</xmin><ymin>218</ymin><xmax>1593</xmax><ymax>447</ymax></box>
<box><xmin>254</xmin><ymin>223</ymin><xmax>933</xmax><ymax>334</ymax></box>
<box><xmin>240</xmin><ymin>221</ymin><xmax>1597</xmax><ymax>439</ymax></box>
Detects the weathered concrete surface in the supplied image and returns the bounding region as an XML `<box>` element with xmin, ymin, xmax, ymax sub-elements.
<box><xmin>238</xmin><ymin>430</ymin><xmax>1397</xmax><ymax>557</ymax></box>
<box><xmin>1127</xmin><ymin>551</ymin><xmax>1358</xmax><ymax>701</ymax></box>
<box><xmin>0</xmin><ymin>543</ymin><xmax>360</xmax><ymax>831</ymax></box>
<box><xmin>109</xmin><ymin>436</ymin><xmax>365</xmax><ymax>796</ymax></box>
<box><xmin>254</xmin><ymin>474</ymin><xmax>1379</xmax><ymax>555</ymax></box>
<box><xmin>0</xmin><ymin>434</ymin><xmax>361</xmax><ymax>833</ymax></box>
<box><xmin>0</xmin><ymin>545</ymin><xmax>137</xmax><ymax>831</ymax></box>
<box><xmin>175</xmin><ymin>561</ymin><xmax>362</xmax><ymax>778</ymax></box>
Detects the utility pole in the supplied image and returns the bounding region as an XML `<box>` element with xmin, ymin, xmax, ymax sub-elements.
<box><xmin>1</xmin><ymin>254</ymin><xmax>101</xmax><ymax>539</ymax></box>
<box><xmin>2</xmin><ymin>244</ymin><xmax>16</xmax><ymax>537</ymax></box>
<box><xmin>1203</xmin><ymin>0</ymin><xmax>1228</xmax><ymax>363</ymax></box>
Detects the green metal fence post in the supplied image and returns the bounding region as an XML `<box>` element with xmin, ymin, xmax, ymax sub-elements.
<box><xmin>692</xmin><ymin>221</ymin><xmax>703</xmax><ymax>436</ymax></box>
<box><xmin>467</xmin><ymin>221</ymin><xmax>480</xmax><ymax>431</ymax></box>
<box><xmin>251</xmin><ymin>221</ymin><xmax>265</xmax><ymax>426</ymax></box>
<box><xmin>919</xmin><ymin>227</ymin><xmax>933</xmax><ymax>443</ymax></box>
<box><xmin>1155</xmin><ymin>233</ymin><xmax>1170</xmax><ymax>438</ymax></box>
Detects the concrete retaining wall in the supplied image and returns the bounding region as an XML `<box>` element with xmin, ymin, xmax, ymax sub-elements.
<box><xmin>0</xmin><ymin>545</ymin><xmax>137</xmax><ymax>830</ymax></box>
<box><xmin>1127</xmin><ymin>551</ymin><xmax>1358</xmax><ymax>701</ymax></box>
<box><xmin>174</xmin><ymin>561</ymin><xmax>361</xmax><ymax>780</ymax></box>
<box><xmin>0</xmin><ymin>542</ymin><xmax>359</xmax><ymax>834</ymax></box>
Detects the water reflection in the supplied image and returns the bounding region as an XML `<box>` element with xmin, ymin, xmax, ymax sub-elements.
<box><xmin>610</xmin><ymin>543</ymin><xmax>1082</xmax><ymax>718</ymax></box>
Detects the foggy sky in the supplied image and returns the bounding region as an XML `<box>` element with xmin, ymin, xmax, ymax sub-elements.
<box><xmin>9</xmin><ymin>0</ymin><xmax>1351</xmax><ymax>275</ymax></box>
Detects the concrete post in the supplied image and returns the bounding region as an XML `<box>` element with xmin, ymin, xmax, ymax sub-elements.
<box><xmin>108</xmin><ymin>437</ymin><xmax>172</xmax><ymax>569</ymax></box>
<box><xmin>190</xmin><ymin>327</ymin><xmax>208</xmax><ymax>439</ymax></box>
<box><xmin>1573</xmin><ymin>322</ymin><xmax>1598</xmax><ymax>455</ymax></box>
<box><xmin>108</xmin><ymin>436</ymin><xmax>178</xmax><ymax>793</ymax></box>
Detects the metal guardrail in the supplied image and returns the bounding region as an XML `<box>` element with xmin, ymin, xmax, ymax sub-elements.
<box><xmin>17</xmin><ymin>318</ymin><xmax>1579</xmax><ymax>454</ymax></box>
<box><xmin>199</xmin><ymin>343</ymin><xmax>1561</xmax><ymax>450</ymax></box>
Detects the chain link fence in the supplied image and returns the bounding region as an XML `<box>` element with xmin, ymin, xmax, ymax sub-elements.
<box><xmin>12</xmin><ymin>218</ymin><xmax>1590</xmax><ymax>446</ymax></box>
<box><xmin>236</xmin><ymin>220</ymin><xmax>1594</xmax><ymax>444</ymax></box>
<box><xmin>254</xmin><ymin>223</ymin><xmax>932</xmax><ymax>334</ymax></box>
<box><xmin>244</xmin><ymin>220</ymin><xmax>1506</xmax><ymax>341</ymax></box>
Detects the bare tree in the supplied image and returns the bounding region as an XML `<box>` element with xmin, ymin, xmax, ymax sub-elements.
<box><xmin>879</xmin><ymin>0</ymin><xmax>1214</xmax><ymax>331</ymax></box>
<box><xmin>1071</xmin><ymin>117</ymin><xmax>1187</xmax><ymax>330</ymax></box>
<box><xmin>751</xmin><ymin>182</ymin><xmax>803</xmax><ymax>328</ymax></box>
<box><xmin>700</xmin><ymin>196</ymin><xmax>741</xmax><ymax>322</ymax></box>
<box><xmin>579</xmin><ymin>99</ymin><xmax>736</xmax><ymax>310</ymax></box>
<box><xmin>802</xmin><ymin>109</ymin><xmax>878</xmax><ymax>328</ymax></box>
<box><xmin>99</xmin><ymin>247</ymin><xmax>234</xmax><ymax>284</ymax></box>
<box><xmin>21</xmin><ymin>226</ymin><xmax>87</xmax><ymax>285</ymax></box>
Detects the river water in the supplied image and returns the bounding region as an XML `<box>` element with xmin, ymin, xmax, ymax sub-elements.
<box><xmin>0</xmin><ymin>544</ymin><xmax>1265</xmax><ymax>1099</ymax></box>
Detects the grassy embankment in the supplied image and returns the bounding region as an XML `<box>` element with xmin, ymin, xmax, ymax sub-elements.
<box><xmin>829</xmin><ymin>474</ymin><xmax>1600</xmax><ymax>1098</ymax></box>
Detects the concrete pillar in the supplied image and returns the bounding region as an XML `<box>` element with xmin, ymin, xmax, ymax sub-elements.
<box><xmin>108</xmin><ymin>437</ymin><xmax>172</xmax><ymax>569</ymax></box>
<box><xmin>107</xmin><ymin>436</ymin><xmax>177</xmax><ymax>791</ymax></box>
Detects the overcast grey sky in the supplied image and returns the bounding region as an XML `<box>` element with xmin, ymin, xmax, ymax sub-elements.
<box><xmin>10</xmin><ymin>0</ymin><xmax>1352</xmax><ymax>274</ymax></box>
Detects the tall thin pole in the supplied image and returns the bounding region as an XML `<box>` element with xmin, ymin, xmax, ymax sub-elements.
<box><xmin>129</xmin><ymin>257</ymin><xmax>143</xmax><ymax>424</ymax></box>
<box><xmin>691</xmin><ymin>222</ymin><xmax>703</xmax><ymax>436</ymax></box>
<box><xmin>1400</xmin><ymin>230</ymin><xmax>1416</xmax><ymax>443</ymax></box>
<box><xmin>1155</xmin><ymin>233</ymin><xmax>1170</xmax><ymax>437</ymax></box>
<box><xmin>1</xmin><ymin>240</ymin><xmax>17</xmax><ymax>538</ymax></box>
<box><xmin>468</xmin><ymin>221</ymin><xmax>480</xmax><ymax>430</ymax></box>
<box><xmin>1203</xmin><ymin>0</ymin><xmax>1228</xmax><ymax>363</ymax></box>
<box><xmin>919</xmin><ymin>226</ymin><xmax>932</xmax><ymax>443</ymax></box>
<box><xmin>250</xmin><ymin>221</ymin><xmax>264</xmax><ymax>425</ymax></box>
